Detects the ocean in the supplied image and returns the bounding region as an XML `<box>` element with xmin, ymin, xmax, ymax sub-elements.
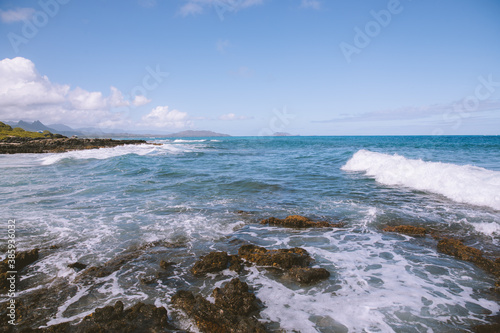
<box><xmin>1</xmin><ymin>136</ymin><xmax>499</xmax><ymax>332</ymax></box>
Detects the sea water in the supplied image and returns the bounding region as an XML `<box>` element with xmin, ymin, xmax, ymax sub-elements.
<box><xmin>0</xmin><ymin>136</ymin><xmax>499</xmax><ymax>332</ymax></box>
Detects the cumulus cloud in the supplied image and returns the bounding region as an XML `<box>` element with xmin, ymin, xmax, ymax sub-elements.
<box><xmin>0</xmin><ymin>8</ymin><xmax>35</xmax><ymax>23</ymax></box>
<box><xmin>178</xmin><ymin>0</ymin><xmax>263</xmax><ymax>17</ymax></box>
<box><xmin>140</xmin><ymin>106</ymin><xmax>192</xmax><ymax>128</ymax></box>
<box><xmin>0</xmin><ymin>57</ymin><xmax>151</xmax><ymax>128</ymax></box>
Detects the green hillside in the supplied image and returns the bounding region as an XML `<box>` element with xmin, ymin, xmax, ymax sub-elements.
<box><xmin>0</xmin><ymin>121</ymin><xmax>50</xmax><ymax>140</ymax></box>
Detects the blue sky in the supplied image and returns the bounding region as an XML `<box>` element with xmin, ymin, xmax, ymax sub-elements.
<box><xmin>0</xmin><ymin>0</ymin><xmax>499</xmax><ymax>135</ymax></box>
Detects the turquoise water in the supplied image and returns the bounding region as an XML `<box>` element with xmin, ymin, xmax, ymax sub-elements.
<box><xmin>1</xmin><ymin>136</ymin><xmax>499</xmax><ymax>332</ymax></box>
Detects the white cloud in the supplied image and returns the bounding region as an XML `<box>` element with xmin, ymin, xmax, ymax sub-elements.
<box><xmin>0</xmin><ymin>57</ymin><xmax>148</xmax><ymax>128</ymax></box>
<box><xmin>300</xmin><ymin>0</ymin><xmax>321</xmax><ymax>10</ymax></box>
<box><xmin>132</xmin><ymin>95</ymin><xmax>152</xmax><ymax>107</ymax></box>
<box><xmin>218</xmin><ymin>113</ymin><xmax>251</xmax><ymax>120</ymax></box>
<box><xmin>178</xmin><ymin>0</ymin><xmax>263</xmax><ymax>17</ymax></box>
<box><xmin>0</xmin><ymin>8</ymin><xmax>35</xmax><ymax>23</ymax></box>
<box><xmin>140</xmin><ymin>106</ymin><xmax>192</xmax><ymax>128</ymax></box>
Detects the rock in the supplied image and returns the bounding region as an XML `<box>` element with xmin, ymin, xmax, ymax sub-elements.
<box><xmin>437</xmin><ymin>238</ymin><xmax>500</xmax><ymax>277</ymax></box>
<box><xmin>474</xmin><ymin>321</ymin><xmax>500</xmax><ymax>333</ymax></box>
<box><xmin>238</xmin><ymin>245</ymin><xmax>312</xmax><ymax>269</ymax></box>
<box><xmin>38</xmin><ymin>301</ymin><xmax>180</xmax><ymax>332</ymax></box>
<box><xmin>0</xmin><ymin>249</ymin><xmax>39</xmax><ymax>292</ymax></box>
<box><xmin>212</xmin><ymin>278</ymin><xmax>260</xmax><ymax>316</ymax></box>
<box><xmin>0</xmin><ymin>282</ymin><xmax>78</xmax><ymax>331</ymax></box>
<box><xmin>76</xmin><ymin>251</ymin><xmax>143</xmax><ymax>284</ymax></box>
<box><xmin>191</xmin><ymin>251</ymin><xmax>242</xmax><ymax>276</ymax></box>
<box><xmin>172</xmin><ymin>278</ymin><xmax>266</xmax><ymax>333</ymax></box>
<box><xmin>68</xmin><ymin>262</ymin><xmax>87</xmax><ymax>270</ymax></box>
<box><xmin>383</xmin><ymin>225</ymin><xmax>427</xmax><ymax>237</ymax></box>
<box><xmin>160</xmin><ymin>260</ymin><xmax>175</xmax><ymax>269</ymax></box>
<box><xmin>285</xmin><ymin>267</ymin><xmax>330</xmax><ymax>284</ymax></box>
<box><xmin>0</xmin><ymin>137</ymin><xmax>146</xmax><ymax>154</ymax></box>
<box><xmin>260</xmin><ymin>215</ymin><xmax>342</xmax><ymax>228</ymax></box>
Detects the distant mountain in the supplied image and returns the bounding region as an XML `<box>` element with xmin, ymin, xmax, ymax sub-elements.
<box><xmin>48</xmin><ymin>123</ymin><xmax>76</xmax><ymax>132</ymax></box>
<box><xmin>16</xmin><ymin>120</ymin><xmax>54</xmax><ymax>133</ymax></box>
<box><xmin>164</xmin><ymin>130</ymin><xmax>230</xmax><ymax>138</ymax></box>
<box><xmin>273</xmin><ymin>132</ymin><xmax>292</xmax><ymax>136</ymax></box>
<box><xmin>12</xmin><ymin>120</ymin><xmax>83</xmax><ymax>137</ymax></box>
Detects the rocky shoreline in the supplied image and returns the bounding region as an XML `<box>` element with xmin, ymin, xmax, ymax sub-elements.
<box><xmin>0</xmin><ymin>137</ymin><xmax>147</xmax><ymax>154</ymax></box>
<box><xmin>1</xmin><ymin>216</ymin><xmax>499</xmax><ymax>332</ymax></box>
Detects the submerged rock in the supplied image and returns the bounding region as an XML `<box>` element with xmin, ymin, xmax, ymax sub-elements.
<box><xmin>0</xmin><ymin>249</ymin><xmax>39</xmax><ymax>292</ymax></box>
<box><xmin>285</xmin><ymin>267</ymin><xmax>331</xmax><ymax>284</ymax></box>
<box><xmin>76</xmin><ymin>251</ymin><xmax>143</xmax><ymax>284</ymax></box>
<box><xmin>0</xmin><ymin>282</ymin><xmax>78</xmax><ymax>331</ymax></box>
<box><xmin>383</xmin><ymin>225</ymin><xmax>427</xmax><ymax>237</ymax></box>
<box><xmin>172</xmin><ymin>278</ymin><xmax>266</xmax><ymax>333</ymax></box>
<box><xmin>437</xmin><ymin>238</ymin><xmax>500</xmax><ymax>277</ymax></box>
<box><xmin>191</xmin><ymin>251</ymin><xmax>242</xmax><ymax>276</ymax></box>
<box><xmin>260</xmin><ymin>215</ymin><xmax>342</xmax><ymax>228</ymax></box>
<box><xmin>160</xmin><ymin>260</ymin><xmax>175</xmax><ymax>269</ymax></box>
<box><xmin>238</xmin><ymin>244</ymin><xmax>312</xmax><ymax>269</ymax></box>
<box><xmin>474</xmin><ymin>321</ymin><xmax>500</xmax><ymax>333</ymax></box>
<box><xmin>68</xmin><ymin>262</ymin><xmax>87</xmax><ymax>270</ymax></box>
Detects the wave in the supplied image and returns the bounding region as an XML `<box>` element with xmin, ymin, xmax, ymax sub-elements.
<box><xmin>342</xmin><ymin>149</ymin><xmax>500</xmax><ymax>211</ymax></box>
<box><xmin>39</xmin><ymin>143</ymin><xmax>190</xmax><ymax>165</ymax></box>
<box><xmin>173</xmin><ymin>139</ymin><xmax>207</xmax><ymax>143</ymax></box>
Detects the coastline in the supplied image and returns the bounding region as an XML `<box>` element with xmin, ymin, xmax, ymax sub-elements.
<box><xmin>0</xmin><ymin>137</ymin><xmax>147</xmax><ymax>154</ymax></box>
<box><xmin>1</xmin><ymin>217</ymin><xmax>499</xmax><ymax>332</ymax></box>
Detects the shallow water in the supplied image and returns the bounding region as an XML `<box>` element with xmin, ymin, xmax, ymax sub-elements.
<box><xmin>1</xmin><ymin>136</ymin><xmax>499</xmax><ymax>332</ymax></box>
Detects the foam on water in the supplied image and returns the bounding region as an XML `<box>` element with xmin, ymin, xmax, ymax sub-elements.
<box><xmin>38</xmin><ymin>143</ymin><xmax>192</xmax><ymax>165</ymax></box>
<box><xmin>342</xmin><ymin>149</ymin><xmax>500</xmax><ymax>211</ymax></box>
<box><xmin>173</xmin><ymin>139</ymin><xmax>207</xmax><ymax>143</ymax></box>
<box><xmin>245</xmin><ymin>226</ymin><xmax>500</xmax><ymax>332</ymax></box>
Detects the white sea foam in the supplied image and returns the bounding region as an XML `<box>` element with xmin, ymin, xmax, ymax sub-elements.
<box><xmin>342</xmin><ymin>149</ymin><xmax>500</xmax><ymax>211</ymax></box>
<box><xmin>38</xmin><ymin>143</ymin><xmax>190</xmax><ymax>165</ymax></box>
<box><xmin>173</xmin><ymin>139</ymin><xmax>207</xmax><ymax>143</ymax></box>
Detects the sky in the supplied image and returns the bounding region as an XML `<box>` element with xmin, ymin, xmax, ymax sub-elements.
<box><xmin>0</xmin><ymin>0</ymin><xmax>499</xmax><ymax>136</ymax></box>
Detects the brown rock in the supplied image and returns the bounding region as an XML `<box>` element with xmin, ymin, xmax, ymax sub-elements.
<box><xmin>38</xmin><ymin>301</ymin><xmax>179</xmax><ymax>332</ymax></box>
<box><xmin>285</xmin><ymin>267</ymin><xmax>330</xmax><ymax>284</ymax></box>
<box><xmin>260</xmin><ymin>215</ymin><xmax>342</xmax><ymax>228</ymax></box>
<box><xmin>212</xmin><ymin>278</ymin><xmax>260</xmax><ymax>316</ymax></box>
<box><xmin>75</xmin><ymin>251</ymin><xmax>143</xmax><ymax>284</ymax></box>
<box><xmin>191</xmin><ymin>251</ymin><xmax>242</xmax><ymax>276</ymax></box>
<box><xmin>383</xmin><ymin>225</ymin><xmax>427</xmax><ymax>237</ymax></box>
<box><xmin>160</xmin><ymin>260</ymin><xmax>175</xmax><ymax>269</ymax></box>
<box><xmin>437</xmin><ymin>238</ymin><xmax>500</xmax><ymax>277</ymax></box>
<box><xmin>238</xmin><ymin>245</ymin><xmax>312</xmax><ymax>269</ymax></box>
<box><xmin>67</xmin><ymin>262</ymin><xmax>87</xmax><ymax>270</ymax></box>
<box><xmin>172</xmin><ymin>278</ymin><xmax>266</xmax><ymax>333</ymax></box>
<box><xmin>0</xmin><ymin>249</ymin><xmax>39</xmax><ymax>292</ymax></box>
